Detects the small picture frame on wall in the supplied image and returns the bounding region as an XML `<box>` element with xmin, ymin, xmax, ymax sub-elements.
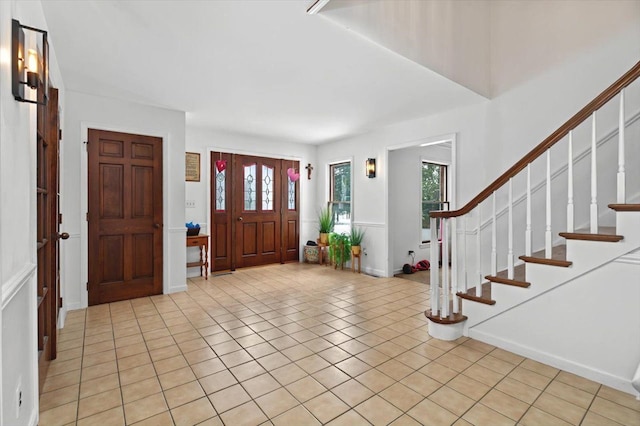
<box><xmin>185</xmin><ymin>152</ymin><xmax>200</xmax><ymax>182</ymax></box>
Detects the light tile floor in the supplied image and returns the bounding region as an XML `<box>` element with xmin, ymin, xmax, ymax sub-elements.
<box><xmin>39</xmin><ymin>263</ymin><xmax>640</xmax><ymax>425</ymax></box>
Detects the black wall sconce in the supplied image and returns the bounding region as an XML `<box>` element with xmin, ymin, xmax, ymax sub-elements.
<box><xmin>366</xmin><ymin>158</ymin><xmax>376</xmax><ymax>178</ymax></box>
<box><xmin>12</xmin><ymin>19</ymin><xmax>48</xmax><ymax>105</ymax></box>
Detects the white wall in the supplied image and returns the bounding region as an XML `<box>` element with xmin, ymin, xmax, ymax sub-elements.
<box><xmin>0</xmin><ymin>1</ymin><xmax>65</xmax><ymax>424</ymax></box>
<box><xmin>317</xmin><ymin>3</ymin><xmax>640</xmax><ymax>277</ymax></box>
<box><xmin>470</xmin><ymin>251</ymin><xmax>640</xmax><ymax>395</ymax></box>
<box><xmin>61</xmin><ymin>90</ymin><xmax>187</xmax><ymax>311</ymax></box>
<box><xmin>185</xmin><ymin>126</ymin><xmax>317</xmax><ymax>275</ymax></box>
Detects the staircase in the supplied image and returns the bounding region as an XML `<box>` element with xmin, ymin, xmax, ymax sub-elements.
<box><xmin>424</xmin><ymin>62</ymin><xmax>640</xmax><ymax>396</ymax></box>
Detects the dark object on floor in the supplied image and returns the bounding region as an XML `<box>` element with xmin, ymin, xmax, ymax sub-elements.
<box><xmin>403</xmin><ymin>263</ymin><xmax>415</xmax><ymax>274</ymax></box>
<box><xmin>415</xmin><ymin>259</ymin><xmax>430</xmax><ymax>271</ymax></box>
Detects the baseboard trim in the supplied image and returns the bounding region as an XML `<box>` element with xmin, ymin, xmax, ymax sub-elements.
<box><xmin>469</xmin><ymin>328</ymin><xmax>638</xmax><ymax>396</ymax></box>
<box><xmin>168</xmin><ymin>284</ymin><xmax>188</xmax><ymax>294</ymax></box>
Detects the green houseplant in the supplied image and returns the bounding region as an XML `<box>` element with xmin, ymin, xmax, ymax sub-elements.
<box><xmin>329</xmin><ymin>232</ymin><xmax>351</xmax><ymax>268</ymax></box>
<box><xmin>318</xmin><ymin>206</ymin><xmax>334</xmax><ymax>244</ymax></box>
<box><xmin>350</xmin><ymin>227</ymin><xmax>365</xmax><ymax>255</ymax></box>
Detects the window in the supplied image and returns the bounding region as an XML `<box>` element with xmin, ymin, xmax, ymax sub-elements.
<box><xmin>329</xmin><ymin>161</ymin><xmax>351</xmax><ymax>234</ymax></box>
<box><xmin>422</xmin><ymin>161</ymin><xmax>448</xmax><ymax>243</ymax></box>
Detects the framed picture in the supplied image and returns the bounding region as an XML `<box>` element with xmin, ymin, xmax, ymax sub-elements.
<box><xmin>185</xmin><ymin>152</ymin><xmax>200</xmax><ymax>182</ymax></box>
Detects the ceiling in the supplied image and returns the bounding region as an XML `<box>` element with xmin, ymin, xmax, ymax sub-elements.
<box><xmin>41</xmin><ymin>0</ymin><xmax>486</xmax><ymax>144</ymax></box>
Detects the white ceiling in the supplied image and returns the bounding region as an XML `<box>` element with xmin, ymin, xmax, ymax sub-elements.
<box><xmin>41</xmin><ymin>0</ymin><xmax>486</xmax><ymax>144</ymax></box>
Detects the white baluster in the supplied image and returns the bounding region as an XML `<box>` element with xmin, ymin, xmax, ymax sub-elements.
<box><xmin>545</xmin><ymin>150</ymin><xmax>552</xmax><ymax>258</ymax></box>
<box><xmin>508</xmin><ymin>178</ymin><xmax>514</xmax><ymax>279</ymax></box>
<box><xmin>476</xmin><ymin>207</ymin><xmax>482</xmax><ymax>297</ymax></box>
<box><xmin>441</xmin><ymin>218</ymin><xmax>449</xmax><ymax>318</ymax></box>
<box><xmin>526</xmin><ymin>164</ymin><xmax>532</xmax><ymax>256</ymax></box>
<box><xmin>618</xmin><ymin>89</ymin><xmax>626</xmax><ymax>204</ymax></box>
<box><xmin>491</xmin><ymin>192</ymin><xmax>497</xmax><ymax>276</ymax></box>
<box><xmin>591</xmin><ymin>111</ymin><xmax>598</xmax><ymax>233</ymax></box>
<box><xmin>451</xmin><ymin>217</ymin><xmax>459</xmax><ymax>314</ymax></box>
<box><xmin>462</xmin><ymin>216</ymin><xmax>468</xmax><ymax>293</ymax></box>
<box><xmin>567</xmin><ymin>132</ymin><xmax>574</xmax><ymax>233</ymax></box>
<box><xmin>430</xmin><ymin>216</ymin><xmax>440</xmax><ymax>316</ymax></box>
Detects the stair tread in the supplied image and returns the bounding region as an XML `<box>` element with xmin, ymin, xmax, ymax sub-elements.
<box><xmin>609</xmin><ymin>204</ymin><xmax>640</xmax><ymax>212</ymax></box>
<box><xmin>559</xmin><ymin>228</ymin><xmax>623</xmax><ymax>242</ymax></box>
<box><xmin>457</xmin><ymin>282</ymin><xmax>496</xmax><ymax>305</ymax></box>
<box><xmin>519</xmin><ymin>245</ymin><xmax>572</xmax><ymax>267</ymax></box>
<box><xmin>425</xmin><ymin>309</ymin><xmax>467</xmax><ymax>325</ymax></box>
<box><xmin>492</xmin><ymin>264</ymin><xmax>527</xmax><ymax>282</ymax></box>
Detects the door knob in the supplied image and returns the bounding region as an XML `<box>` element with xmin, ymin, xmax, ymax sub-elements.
<box><xmin>58</xmin><ymin>232</ymin><xmax>70</xmax><ymax>240</ymax></box>
<box><xmin>154</xmin><ymin>223</ymin><xmax>162</xmax><ymax>229</ymax></box>
<box><xmin>237</xmin><ymin>217</ymin><xmax>243</xmax><ymax>221</ymax></box>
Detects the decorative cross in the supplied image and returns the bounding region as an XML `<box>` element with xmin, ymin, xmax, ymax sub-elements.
<box><xmin>305</xmin><ymin>163</ymin><xmax>314</xmax><ymax>180</ymax></box>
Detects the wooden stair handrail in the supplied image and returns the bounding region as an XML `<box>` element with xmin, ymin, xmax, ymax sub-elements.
<box><xmin>431</xmin><ymin>61</ymin><xmax>640</xmax><ymax>219</ymax></box>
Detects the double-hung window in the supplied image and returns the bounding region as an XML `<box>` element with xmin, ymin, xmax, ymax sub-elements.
<box><xmin>329</xmin><ymin>161</ymin><xmax>351</xmax><ymax>234</ymax></box>
<box><xmin>422</xmin><ymin>161</ymin><xmax>448</xmax><ymax>243</ymax></box>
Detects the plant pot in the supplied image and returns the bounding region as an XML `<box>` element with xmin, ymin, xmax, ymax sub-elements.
<box><xmin>351</xmin><ymin>245</ymin><xmax>361</xmax><ymax>256</ymax></box>
<box><xmin>319</xmin><ymin>233</ymin><xmax>329</xmax><ymax>245</ymax></box>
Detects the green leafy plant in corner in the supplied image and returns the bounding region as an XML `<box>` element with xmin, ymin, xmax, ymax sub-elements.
<box><xmin>318</xmin><ymin>207</ymin><xmax>335</xmax><ymax>234</ymax></box>
<box><xmin>329</xmin><ymin>232</ymin><xmax>351</xmax><ymax>267</ymax></box>
<box><xmin>350</xmin><ymin>227</ymin><xmax>365</xmax><ymax>246</ymax></box>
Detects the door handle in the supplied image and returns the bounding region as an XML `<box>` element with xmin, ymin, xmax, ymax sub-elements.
<box><xmin>58</xmin><ymin>232</ymin><xmax>70</xmax><ymax>240</ymax></box>
<box><xmin>237</xmin><ymin>217</ymin><xmax>243</xmax><ymax>221</ymax></box>
<box><xmin>154</xmin><ymin>223</ymin><xmax>162</xmax><ymax>229</ymax></box>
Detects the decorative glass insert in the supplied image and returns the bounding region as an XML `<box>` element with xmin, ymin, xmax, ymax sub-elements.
<box><xmin>288</xmin><ymin>178</ymin><xmax>296</xmax><ymax>210</ymax></box>
<box><xmin>215</xmin><ymin>169</ymin><xmax>226</xmax><ymax>211</ymax></box>
<box><xmin>244</xmin><ymin>164</ymin><xmax>256</xmax><ymax>211</ymax></box>
<box><xmin>262</xmin><ymin>165</ymin><xmax>274</xmax><ymax>211</ymax></box>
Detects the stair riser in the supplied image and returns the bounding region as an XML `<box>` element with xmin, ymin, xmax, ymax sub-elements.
<box><xmin>617</xmin><ymin>213</ymin><xmax>640</xmax><ymax>245</ymax></box>
<box><xmin>565</xmin><ymin>238</ymin><xmax>637</xmax><ymax>266</ymax></box>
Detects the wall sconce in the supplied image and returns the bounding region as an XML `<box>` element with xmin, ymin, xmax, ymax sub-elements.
<box><xmin>366</xmin><ymin>158</ymin><xmax>376</xmax><ymax>178</ymax></box>
<box><xmin>12</xmin><ymin>19</ymin><xmax>48</xmax><ymax>105</ymax></box>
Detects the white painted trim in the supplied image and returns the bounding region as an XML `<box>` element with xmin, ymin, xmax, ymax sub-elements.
<box><xmin>469</xmin><ymin>327</ymin><xmax>637</xmax><ymax>395</ymax></box>
<box><xmin>79</xmin><ymin>122</ymin><xmax>172</xmax><ymax>308</ymax></box>
<box><xmin>386</xmin><ymin>133</ymin><xmax>458</xmax><ymax>278</ymax></box>
<box><xmin>1</xmin><ymin>263</ymin><xmax>36</xmax><ymax>309</ymax></box>
<box><xmin>352</xmin><ymin>221</ymin><xmax>385</xmax><ymax>228</ymax></box>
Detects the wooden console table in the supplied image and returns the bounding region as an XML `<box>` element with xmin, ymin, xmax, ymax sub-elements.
<box><xmin>187</xmin><ymin>234</ymin><xmax>209</xmax><ymax>279</ymax></box>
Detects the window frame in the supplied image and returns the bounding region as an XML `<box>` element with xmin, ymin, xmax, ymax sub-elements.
<box><xmin>328</xmin><ymin>160</ymin><xmax>352</xmax><ymax>234</ymax></box>
<box><xmin>421</xmin><ymin>160</ymin><xmax>449</xmax><ymax>244</ymax></box>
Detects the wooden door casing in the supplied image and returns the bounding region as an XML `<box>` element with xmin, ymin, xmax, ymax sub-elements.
<box><xmin>211</xmin><ymin>153</ymin><xmax>299</xmax><ymax>271</ymax></box>
<box><xmin>37</xmin><ymin>86</ymin><xmax>61</xmax><ymax>392</ymax></box>
<box><xmin>88</xmin><ymin>130</ymin><xmax>163</xmax><ymax>305</ymax></box>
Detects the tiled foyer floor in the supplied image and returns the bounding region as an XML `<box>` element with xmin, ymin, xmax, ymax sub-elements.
<box><xmin>39</xmin><ymin>264</ymin><xmax>640</xmax><ymax>426</ymax></box>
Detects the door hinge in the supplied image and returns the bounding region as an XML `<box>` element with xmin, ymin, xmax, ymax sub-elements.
<box><xmin>86</xmin><ymin>282</ymin><xmax>88</xmax><ymax>290</ymax></box>
<box><xmin>59</xmin><ymin>213</ymin><xmax>63</xmax><ymax>224</ymax></box>
<box><xmin>83</xmin><ymin>141</ymin><xmax>88</xmax><ymax>151</ymax></box>
<box><xmin>59</xmin><ymin>297</ymin><xmax>63</xmax><ymax>308</ymax></box>
<box><xmin>59</xmin><ymin>129</ymin><xmax>62</xmax><ymax>140</ymax></box>
<box><xmin>86</xmin><ymin>212</ymin><xmax>89</xmax><ymax>222</ymax></box>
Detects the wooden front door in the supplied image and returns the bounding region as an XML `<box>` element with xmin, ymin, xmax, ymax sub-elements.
<box><xmin>211</xmin><ymin>153</ymin><xmax>299</xmax><ymax>270</ymax></box>
<box><xmin>37</xmin><ymin>86</ymin><xmax>63</xmax><ymax>392</ymax></box>
<box><xmin>88</xmin><ymin>129</ymin><xmax>163</xmax><ymax>305</ymax></box>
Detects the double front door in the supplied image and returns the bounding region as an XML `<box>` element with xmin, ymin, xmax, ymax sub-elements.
<box><xmin>211</xmin><ymin>153</ymin><xmax>299</xmax><ymax>271</ymax></box>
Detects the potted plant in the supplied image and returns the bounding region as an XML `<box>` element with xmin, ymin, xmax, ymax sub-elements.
<box><xmin>350</xmin><ymin>227</ymin><xmax>365</xmax><ymax>255</ymax></box>
<box><xmin>329</xmin><ymin>232</ymin><xmax>351</xmax><ymax>269</ymax></box>
<box><xmin>318</xmin><ymin>206</ymin><xmax>334</xmax><ymax>245</ymax></box>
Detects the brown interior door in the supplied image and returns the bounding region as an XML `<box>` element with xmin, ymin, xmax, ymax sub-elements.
<box><xmin>37</xmin><ymin>86</ymin><xmax>61</xmax><ymax>392</ymax></box>
<box><xmin>233</xmin><ymin>155</ymin><xmax>282</xmax><ymax>268</ymax></box>
<box><xmin>87</xmin><ymin>129</ymin><xmax>163</xmax><ymax>305</ymax></box>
